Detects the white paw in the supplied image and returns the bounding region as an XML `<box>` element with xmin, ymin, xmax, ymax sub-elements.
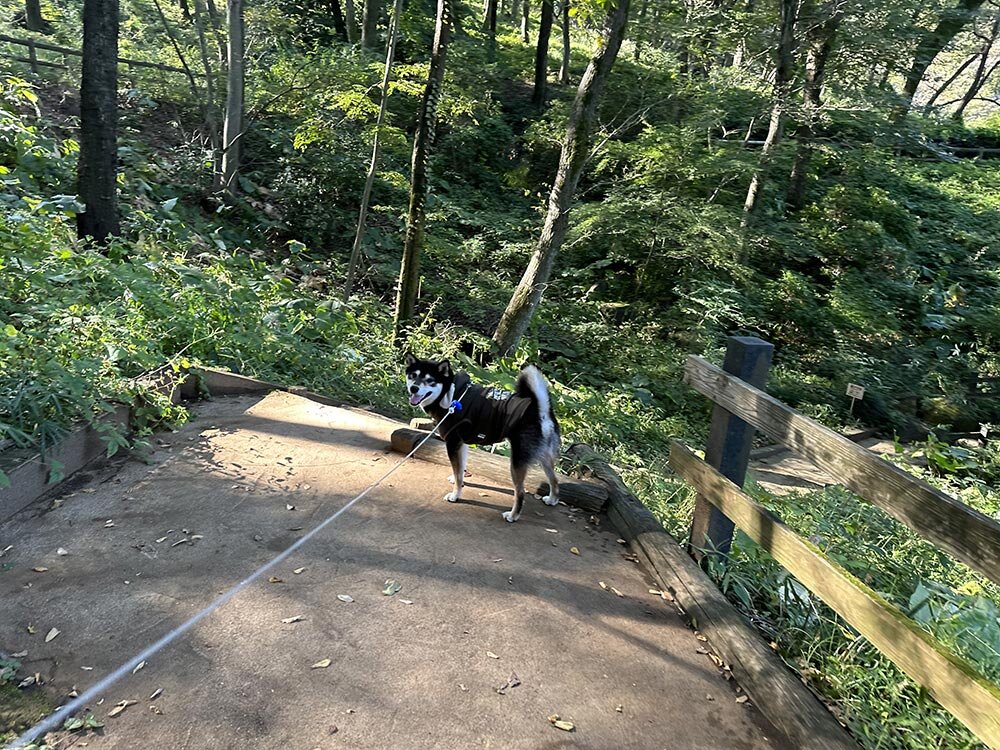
<box><xmin>445</xmin><ymin>491</ymin><xmax>461</xmax><ymax>503</ymax></box>
<box><xmin>541</xmin><ymin>494</ymin><xmax>559</xmax><ymax>506</ymax></box>
<box><xmin>502</xmin><ymin>510</ymin><xmax>519</xmax><ymax>523</ymax></box>
<box><xmin>447</xmin><ymin>474</ymin><xmax>455</xmax><ymax>484</ymax></box>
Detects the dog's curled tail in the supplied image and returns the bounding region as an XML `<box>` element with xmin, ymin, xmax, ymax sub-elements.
<box><xmin>516</xmin><ymin>365</ymin><xmax>557</xmax><ymax>441</ymax></box>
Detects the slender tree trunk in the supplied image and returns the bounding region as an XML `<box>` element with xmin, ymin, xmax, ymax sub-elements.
<box><xmin>532</xmin><ymin>0</ymin><xmax>553</xmax><ymax>106</ymax></box>
<box><xmin>393</xmin><ymin>0</ymin><xmax>452</xmax><ymax>343</ymax></box>
<box><xmin>633</xmin><ymin>0</ymin><xmax>648</xmax><ymax>60</ymax></box>
<box><xmin>362</xmin><ymin>0</ymin><xmax>382</xmax><ymax>49</ymax></box>
<box><xmin>330</xmin><ymin>0</ymin><xmax>349</xmax><ymax>41</ymax></box>
<box><xmin>953</xmin><ymin>11</ymin><xmax>1000</xmax><ymax>119</ymax></box>
<box><xmin>152</xmin><ymin>0</ymin><xmax>209</xmax><ymax>122</ymax></box>
<box><xmin>741</xmin><ymin>0</ymin><xmax>798</xmax><ymax>227</ymax></box>
<box><xmin>192</xmin><ymin>0</ymin><xmax>223</xmax><ymax>188</ymax></box>
<box><xmin>344</xmin><ymin>0</ymin><xmax>358</xmax><ymax>41</ymax></box>
<box><xmin>220</xmin><ymin>0</ymin><xmax>244</xmax><ymax>196</ymax></box>
<box><xmin>484</xmin><ymin>0</ymin><xmax>498</xmax><ymax>60</ymax></box>
<box><xmin>344</xmin><ymin>0</ymin><xmax>404</xmax><ymax>300</ymax></box>
<box><xmin>559</xmin><ymin>0</ymin><xmax>570</xmax><ymax>83</ymax></box>
<box><xmin>923</xmin><ymin>53</ymin><xmax>977</xmax><ymax>112</ymax></box>
<box><xmin>521</xmin><ymin>0</ymin><xmax>530</xmax><ymax>43</ymax></box>
<box><xmin>786</xmin><ymin>1</ymin><xmax>840</xmax><ymax>212</ymax></box>
<box><xmin>77</xmin><ymin>0</ymin><xmax>120</xmax><ymax>243</ymax></box>
<box><xmin>24</xmin><ymin>0</ymin><xmax>46</xmax><ymax>31</ymax></box>
<box><xmin>896</xmin><ymin>0</ymin><xmax>987</xmax><ymax>118</ymax></box>
<box><xmin>204</xmin><ymin>0</ymin><xmax>227</xmax><ymax>63</ymax></box>
<box><xmin>492</xmin><ymin>0</ymin><xmax>631</xmax><ymax>355</ymax></box>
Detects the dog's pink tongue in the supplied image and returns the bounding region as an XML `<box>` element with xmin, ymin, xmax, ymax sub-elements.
<box><xmin>409</xmin><ymin>393</ymin><xmax>423</xmax><ymax>405</ymax></box>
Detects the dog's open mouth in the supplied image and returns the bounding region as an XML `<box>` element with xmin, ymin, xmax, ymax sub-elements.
<box><xmin>409</xmin><ymin>393</ymin><xmax>425</xmax><ymax>406</ymax></box>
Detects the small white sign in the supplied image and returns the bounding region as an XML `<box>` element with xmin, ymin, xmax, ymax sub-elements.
<box><xmin>846</xmin><ymin>383</ymin><xmax>866</xmax><ymax>400</ymax></box>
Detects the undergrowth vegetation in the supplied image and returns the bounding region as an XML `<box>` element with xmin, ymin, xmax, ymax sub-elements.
<box><xmin>2</xmin><ymin>2</ymin><xmax>1000</xmax><ymax>745</ymax></box>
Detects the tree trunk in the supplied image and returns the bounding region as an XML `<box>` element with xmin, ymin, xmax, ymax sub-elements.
<box><xmin>484</xmin><ymin>0</ymin><xmax>498</xmax><ymax>60</ymax></box>
<box><xmin>330</xmin><ymin>0</ymin><xmax>349</xmax><ymax>41</ymax></box>
<box><xmin>192</xmin><ymin>0</ymin><xmax>223</xmax><ymax>188</ymax></box>
<box><xmin>558</xmin><ymin>0</ymin><xmax>570</xmax><ymax>83</ymax></box>
<box><xmin>953</xmin><ymin>11</ymin><xmax>1000</xmax><ymax>120</ymax></box>
<box><xmin>896</xmin><ymin>0</ymin><xmax>987</xmax><ymax>118</ymax></box>
<box><xmin>362</xmin><ymin>0</ymin><xmax>381</xmax><ymax>49</ymax></box>
<box><xmin>24</xmin><ymin>0</ymin><xmax>46</xmax><ymax>31</ymax></box>
<box><xmin>344</xmin><ymin>0</ymin><xmax>358</xmax><ymax>41</ymax></box>
<box><xmin>393</xmin><ymin>0</ymin><xmax>452</xmax><ymax>343</ymax></box>
<box><xmin>220</xmin><ymin>0</ymin><xmax>244</xmax><ymax>196</ymax></box>
<box><xmin>521</xmin><ymin>0</ymin><xmax>530</xmax><ymax>43</ymax></box>
<box><xmin>532</xmin><ymin>0</ymin><xmax>553</xmax><ymax>106</ymax></box>
<box><xmin>77</xmin><ymin>0</ymin><xmax>120</xmax><ymax>243</ymax></box>
<box><xmin>204</xmin><ymin>0</ymin><xmax>227</xmax><ymax>63</ymax></box>
<box><xmin>492</xmin><ymin>0</ymin><xmax>631</xmax><ymax>355</ymax></box>
<box><xmin>923</xmin><ymin>53</ymin><xmax>977</xmax><ymax>112</ymax></box>
<box><xmin>786</xmin><ymin>1</ymin><xmax>840</xmax><ymax>212</ymax></box>
<box><xmin>152</xmin><ymin>0</ymin><xmax>210</xmax><ymax>130</ymax></box>
<box><xmin>741</xmin><ymin>0</ymin><xmax>797</xmax><ymax>227</ymax></box>
<box><xmin>344</xmin><ymin>0</ymin><xmax>404</xmax><ymax>300</ymax></box>
<box><xmin>632</xmin><ymin>0</ymin><xmax>648</xmax><ymax>61</ymax></box>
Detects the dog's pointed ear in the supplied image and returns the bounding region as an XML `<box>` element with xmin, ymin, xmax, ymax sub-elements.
<box><xmin>437</xmin><ymin>359</ymin><xmax>452</xmax><ymax>377</ymax></box>
<box><xmin>403</xmin><ymin>352</ymin><xmax>416</xmax><ymax>366</ymax></box>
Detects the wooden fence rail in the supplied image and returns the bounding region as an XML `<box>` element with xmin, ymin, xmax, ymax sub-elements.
<box><xmin>676</xmin><ymin>341</ymin><xmax>1000</xmax><ymax>749</ymax></box>
<box><xmin>0</xmin><ymin>33</ymin><xmax>187</xmax><ymax>75</ymax></box>
<box><xmin>684</xmin><ymin>355</ymin><xmax>1000</xmax><ymax>587</ymax></box>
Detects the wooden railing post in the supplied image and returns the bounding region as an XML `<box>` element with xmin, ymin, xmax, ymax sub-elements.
<box><xmin>689</xmin><ymin>335</ymin><xmax>773</xmax><ymax>562</ymax></box>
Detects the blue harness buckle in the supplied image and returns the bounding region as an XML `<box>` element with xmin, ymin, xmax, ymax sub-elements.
<box><xmin>451</xmin><ymin>400</ymin><xmax>463</xmax><ymax>411</ymax></box>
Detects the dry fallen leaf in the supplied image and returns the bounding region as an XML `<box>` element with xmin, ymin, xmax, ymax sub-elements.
<box><xmin>45</xmin><ymin>627</ymin><xmax>60</xmax><ymax>643</ymax></box>
<box><xmin>155</xmin><ymin>537</ymin><xmax>168</xmax><ymax>544</ymax></box>
<box><xmin>281</xmin><ymin>615</ymin><xmax>306</xmax><ymax>624</ymax></box>
<box><xmin>286</xmin><ymin>504</ymin><xmax>295</xmax><ymax>511</ymax></box>
<box><xmin>383</xmin><ymin>579</ymin><xmax>402</xmax><ymax>596</ymax></box>
<box><xmin>57</xmin><ymin>548</ymin><xmax>68</xmax><ymax>556</ymax></box>
<box><xmin>32</xmin><ymin>567</ymin><xmax>48</xmax><ymax>573</ymax></box>
<box><xmin>337</xmin><ymin>594</ymin><xmax>354</xmax><ymax>603</ymax></box>
<box><xmin>149</xmin><ymin>688</ymin><xmax>163</xmax><ymax>701</ymax></box>
<box><xmin>269</xmin><ymin>576</ymin><xmax>284</xmax><ymax>584</ymax></box>
<box><xmin>132</xmin><ymin>661</ymin><xmax>146</xmax><ymax>674</ymax></box>
<box><xmin>399</xmin><ymin>599</ymin><xmax>413</xmax><ymax>605</ymax></box>
<box><xmin>149</xmin><ymin>704</ymin><xmax>163</xmax><ymax>715</ymax></box>
<box><xmin>706</xmin><ymin>694</ymin><xmax>715</xmax><ymax>702</ymax></box>
<box><xmin>486</xmin><ymin>651</ymin><xmax>500</xmax><ymax>659</ymax></box>
<box><xmin>108</xmin><ymin>700</ymin><xmax>137</xmax><ymax>717</ymax></box>
<box><xmin>459</xmin><ymin>684</ymin><xmax>468</xmax><ymax>692</ymax></box>
<box><xmin>610</xmin><ymin>587</ymin><xmax>625</xmax><ymax>598</ymax></box>
<box><xmin>18</xmin><ymin>675</ymin><xmax>35</xmax><ymax>688</ymax></box>
<box><xmin>569</xmin><ymin>547</ymin><xmax>580</xmax><ymax>556</ymax></box>
<box><xmin>26</xmin><ymin>624</ymin><xmax>36</xmax><ymax>634</ymax></box>
<box><xmin>545</xmin><ymin>529</ymin><xmax>558</xmax><ymax>534</ymax></box>
<box><xmin>12</xmin><ymin>650</ymin><xmax>27</xmax><ymax>658</ymax></box>
<box><xmin>294</xmin><ymin>567</ymin><xmax>307</xmax><ymax>575</ymax></box>
<box><xmin>736</xmin><ymin>695</ymin><xmax>750</xmax><ymax>704</ymax></box>
<box><xmin>547</xmin><ymin>714</ymin><xmax>575</xmax><ymax>732</ymax></box>
<box><xmin>311</xmin><ymin>658</ymin><xmax>332</xmax><ymax>669</ymax></box>
<box><xmin>615</xmin><ymin>704</ymin><xmax>623</xmax><ymax>713</ymax></box>
<box><xmin>496</xmin><ymin>672</ymin><xmax>521</xmax><ymax>695</ymax></box>
<box><xmin>696</xmin><ymin>647</ymin><xmax>709</xmax><ymax>655</ymax></box>
<box><xmin>599</xmin><ymin>581</ymin><xmax>608</xmax><ymax>590</ymax></box>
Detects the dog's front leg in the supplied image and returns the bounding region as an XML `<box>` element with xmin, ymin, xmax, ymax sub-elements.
<box><xmin>444</xmin><ymin>437</ymin><xmax>468</xmax><ymax>503</ymax></box>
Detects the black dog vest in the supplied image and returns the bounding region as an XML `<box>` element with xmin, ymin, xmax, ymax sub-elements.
<box><xmin>441</xmin><ymin>373</ymin><xmax>533</xmax><ymax>446</ymax></box>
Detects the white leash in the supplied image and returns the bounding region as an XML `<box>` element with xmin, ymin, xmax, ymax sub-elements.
<box><xmin>5</xmin><ymin>390</ymin><xmax>469</xmax><ymax>750</ymax></box>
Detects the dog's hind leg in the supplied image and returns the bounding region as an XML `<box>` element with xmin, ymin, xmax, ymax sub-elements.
<box><xmin>444</xmin><ymin>437</ymin><xmax>468</xmax><ymax>503</ymax></box>
<box><xmin>539</xmin><ymin>454</ymin><xmax>560</xmax><ymax>506</ymax></box>
<box><xmin>503</xmin><ymin>460</ymin><xmax>528</xmax><ymax>523</ymax></box>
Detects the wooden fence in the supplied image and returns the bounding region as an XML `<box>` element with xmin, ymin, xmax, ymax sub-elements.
<box><xmin>674</xmin><ymin>337</ymin><xmax>1000</xmax><ymax>749</ymax></box>
<box><xmin>0</xmin><ymin>33</ymin><xmax>187</xmax><ymax>76</ymax></box>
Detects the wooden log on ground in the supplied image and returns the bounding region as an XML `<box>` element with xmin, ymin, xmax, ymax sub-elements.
<box><xmin>565</xmin><ymin>443</ymin><xmax>855</xmax><ymax>750</ymax></box>
<box><xmin>672</xmin><ymin>440</ymin><xmax>1000</xmax><ymax>749</ymax></box>
<box><xmin>390</xmin><ymin>428</ymin><xmax>607</xmax><ymax>513</ymax></box>
<box><xmin>685</xmin><ymin>355</ymin><xmax>1000</xmax><ymax>587</ymax></box>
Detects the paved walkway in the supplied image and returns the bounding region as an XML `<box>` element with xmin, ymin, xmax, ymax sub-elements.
<box><xmin>1</xmin><ymin>392</ymin><xmax>788</xmax><ymax>749</ymax></box>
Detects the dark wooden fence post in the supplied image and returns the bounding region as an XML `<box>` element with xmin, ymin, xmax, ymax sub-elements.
<box><xmin>689</xmin><ymin>335</ymin><xmax>773</xmax><ymax>562</ymax></box>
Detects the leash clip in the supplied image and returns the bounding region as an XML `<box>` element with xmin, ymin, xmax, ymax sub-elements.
<box><xmin>450</xmin><ymin>400</ymin><xmax>463</xmax><ymax>411</ymax></box>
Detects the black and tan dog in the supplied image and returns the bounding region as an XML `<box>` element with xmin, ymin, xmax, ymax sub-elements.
<box><xmin>404</xmin><ymin>355</ymin><xmax>561</xmax><ymax>522</ymax></box>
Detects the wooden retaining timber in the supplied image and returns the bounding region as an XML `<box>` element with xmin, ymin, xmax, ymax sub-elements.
<box><xmin>672</xmin><ymin>441</ymin><xmax>1000</xmax><ymax>748</ymax></box>
<box><xmin>0</xmin><ymin>405</ymin><xmax>130</xmax><ymax>522</ymax></box>
<box><xmin>389</xmin><ymin>427</ymin><xmax>607</xmax><ymax>513</ymax></box>
<box><xmin>564</xmin><ymin>443</ymin><xmax>855</xmax><ymax>750</ymax></box>
<box><xmin>684</xmin><ymin>355</ymin><xmax>1000</xmax><ymax>588</ymax></box>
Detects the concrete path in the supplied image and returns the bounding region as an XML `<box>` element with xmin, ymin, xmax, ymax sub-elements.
<box><xmin>1</xmin><ymin>392</ymin><xmax>788</xmax><ymax>749</ymax></box>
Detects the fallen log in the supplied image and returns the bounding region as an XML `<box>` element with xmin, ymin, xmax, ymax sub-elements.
<box><xmin>389</xmin><ymin>428</ymin><xmax>607</xmax><ymax>513</ymax></box>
